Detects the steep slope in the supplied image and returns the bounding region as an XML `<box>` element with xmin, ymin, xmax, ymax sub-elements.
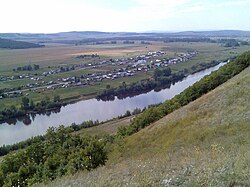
<box><xmin>39</xmin><ymin>66</ymin><xmax>250</xmax><ymax>186</ymax></box>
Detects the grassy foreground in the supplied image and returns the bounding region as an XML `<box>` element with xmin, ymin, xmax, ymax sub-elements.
<box><xmin>39</xmin><ymin>65</ymin><xmax>250</xmax><ymax>186</ymax></box>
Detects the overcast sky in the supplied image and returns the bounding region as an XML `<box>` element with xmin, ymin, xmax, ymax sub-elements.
<box><xmin>1</xmin><ymin>0</ymin><xmax>250</xmax><ymax>33</ymax></box>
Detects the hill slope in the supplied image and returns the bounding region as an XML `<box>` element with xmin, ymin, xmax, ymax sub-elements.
<box><xmin>40</xmin><ymin>67</ymin><xmax>250</xmax><ymax>186</ymax></box>
<box><xmin>0</xmin><ymin>38</ymin><xmax>44</xmax><ymax>49</ymax></box>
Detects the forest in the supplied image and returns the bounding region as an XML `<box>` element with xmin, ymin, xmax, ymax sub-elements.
<box><xmin>0</xmin><ymin>38</ymin><xmax>44</xmax><ymax>49</ymax></box>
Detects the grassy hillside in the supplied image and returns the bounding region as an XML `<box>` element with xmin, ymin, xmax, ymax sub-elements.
<box><xmin>41</xmin><ymin>66</ymin><xmax>250</xmax><ymax>186</ymax></box>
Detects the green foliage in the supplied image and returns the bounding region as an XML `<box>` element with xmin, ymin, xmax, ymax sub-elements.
<box><xmin>97</xmin><ymin>71</ymin><xmax>184</xmax><ymax>101</ymax></box>
<box><xmin>97</xmin><ymin>59</ymin><xmax>223</xmax><ymax>101</ymax></box>
<box><xmin>0</xmin><ymin>38</ymin><xmax>44</xmax><ymax>49</ymax></box>
<box><xmin>14</xmin><ymin>64</ymin><xmax>40</xmax><ymax>72</ymax></box>
<box><xmin>53</xmin><ymin>95</ymin><xmax>60</xmax><ymax>103</ymax></box>
<box><xmin>0</xmin><ymin>136</ymin><xmax>44</xmax><ymax>156</ymax></box>
<box><xmin>117</xmin><ymin>51</ymin><xmax>250</xmax><ymax>136</ymax></box>
<box><xmin>218</xmin><ymin>39</ymin><xmax>240</xmax><ymax>47</ymax></box>
<box><xmin>0</xmin><ymin>120</ymin><xmax>102</xmax><ymax>157</ymax></box>
<box><xmin>21</xmin><ymin>97</ymin><xmax>30</xmax><ymax>110</ymax></box>
<box><xmin>0</xmin><ymin>95</ymin><xmax>64</xmax><ymax>122</ymax></box>
<box><xmin>0</xmin><ymin>126</ymin><xmax>107</xmax><ymax>186</ymax></box>
<box><xmin>153</xmin><ymin>67</ymin><xmax>171</xmax><ymax>80</ymax></box>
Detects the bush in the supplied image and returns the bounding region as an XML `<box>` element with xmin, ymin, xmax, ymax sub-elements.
<box><xmin>0</xmin><ymin>126</ymin><xmax>108</xmax><ymax>186</ymax></box>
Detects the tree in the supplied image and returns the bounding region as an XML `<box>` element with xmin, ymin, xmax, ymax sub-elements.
<box><xmin>33</xmin><ymin>64</ymin><xmax>40</xmax><ymax>70</ymax></box>
<box><xmin>106</xmin><ymin>84</ymin><xmax>111</xmax><ymax>89</ymax></box>
<box><xmin>29</xmin><ymin>99</ymin><xmax>35</xmax><ymax>109</ymax></box>
<box><xmin>154</xmin><ymin>68</ymin><xmax>162</xmax><ymax>80</ymax></box>
<box><xmin>41</xmin><ymin>96</ymin><xmax>50</xmax><ymax>107</ymax></box>
<box><xmin>21</xmin><ymin>97</ymin><xmax>30</xmax><ymax>110</ymax></box>
<box><xmin>53</xmin><ymin>95</ymin><xmax>60</xmax><ymax>103</ymax></box>
<box><xmin>162</xmin><ymin>67</ymin><xmax>171</xmax><ymax>76</ymax></box>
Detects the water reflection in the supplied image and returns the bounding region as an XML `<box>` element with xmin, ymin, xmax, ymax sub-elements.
<box><xmin>0</xmin><ymin>63</ymin><xmax>225</xmax><ymax>146</ymax></box>
<box><xmin>3</xmin><ymin>108</ymin><xmax>62</xmax><ymax>125</ymax></box>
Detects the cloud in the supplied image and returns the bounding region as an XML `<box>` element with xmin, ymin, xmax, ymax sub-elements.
<box><xmin>221</xmin><ymin>0</ymin><xmax>250</xmax><ymax>6</ymax></box>
<box><xmin>0</xmin><ymin>0</ymin><xmax>250</xmax><ymax>32</ymax></box>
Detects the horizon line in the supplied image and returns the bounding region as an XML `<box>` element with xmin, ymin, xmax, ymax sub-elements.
<box><xmin>1</xmin><ymin>29</ymin><xmax>250</xmax><ymax>35</ymax></box>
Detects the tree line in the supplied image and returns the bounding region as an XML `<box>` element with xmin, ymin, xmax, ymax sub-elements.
<box><xmin>0</xmin><ymin>95</ymin><xmax>63</xmax><ymax>122</ymax></box>
<box><xmin>96</xmin><ymin>60</ymin><xmax>223</xmax><ymax>101</ymax></box>
<box><xmin>96</xmin><ymin>68</ymin><xmax>184</xmax><ymax>101</ymax></box>
<box><xmin>13</xmin><ymin>64</ymin><xmax>40</xmax><ymax>71</ymax></box>
<box><xmin>73</xmin><ymin>36</ymin><xmax>249</xmax><ymax>47</ymax></box>
<box><xmin>0</xmin><ymin>106</ymin><xmax>144</xmax><ymax>157</ymax></box>
<box><xmin>0</xmin><ymin>38</ymin><xmax>44</xmax><ymax>49</ymax></box>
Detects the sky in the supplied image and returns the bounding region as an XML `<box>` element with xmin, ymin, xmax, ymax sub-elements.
<box><xmin>1</xmin><ymin>0</ymin><xmax>250</xmax><ymax>33</ymax></box>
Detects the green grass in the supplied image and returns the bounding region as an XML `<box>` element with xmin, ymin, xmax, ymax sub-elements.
<box><xmin>38</xmin><ymin>65</ymin><xmax>250</xmax><ymax>186</ymax></box>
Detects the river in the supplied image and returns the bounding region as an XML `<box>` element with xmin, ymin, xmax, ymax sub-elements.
<box><xmin>0</xmin><ymin>63</ymin><xmax>226</xmax><ymax>146</ymax></box>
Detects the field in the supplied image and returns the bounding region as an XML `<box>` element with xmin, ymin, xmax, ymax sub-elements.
<box><xmin>0</xmin><ymin>43</ymin><xmax>157</xmax><ymax>71</ymax></box>
<box><xmin>1</xmin><ymin>42</ymin><xmax>249</xmax><ymax>71</ymax></box>
<box><xmin>39</xmin><ymin>63</ymin><xmax>250</xmax><ymax>187</ymax></box>
<box><xmin>0</xmin><ymin>40</ymin><xmax>250</xmax><ymax>111</ymax></box>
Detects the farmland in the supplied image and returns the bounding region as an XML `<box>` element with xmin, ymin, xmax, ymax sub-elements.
<box><xmin>0</xmin><ymin>36</ymin><xmax>249</xmax><ymax>113</ymax></box>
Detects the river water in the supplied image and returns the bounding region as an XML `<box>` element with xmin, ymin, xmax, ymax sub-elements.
<box><xmin>0</xmin><ymin>63</ymin><xmax>226</xmax><ymax>146</ymax></box>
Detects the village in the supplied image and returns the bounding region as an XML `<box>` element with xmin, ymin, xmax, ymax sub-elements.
<box><xmin>0</xmin><ymin>50</ymin><xmax>197</xmax><ymax>99</ymax></box>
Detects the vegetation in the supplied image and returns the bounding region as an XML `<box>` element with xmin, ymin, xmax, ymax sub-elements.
<box><xmin>96</xmin><ymin>60</ymin><xmax>221</xmax><ymax>101</ymax></box>
<box><xmin>117</xmin><ymin>51</ymin><xmax>250</xmax><ymax>136</ymax></box>
<box><xmin>0</xmin><ymin>136</ymin><xmax>45</xmax><ymax>156</ymax></box>
<box><xmin>0</xmin><ymin>40</ymin><xmax>249</xmax><ymax>112</ymax></box>
<box><xmin>0</xmin><ymin>95</ymin><xmax>63</xmax><ymax>122</ymax></box>
<box><xmin>0</xmin><ymin>126</ymin><xmax>107</xmax><ymax>187</ymax></box>
<box><xmin>0</xmin><ymin>38</ymin><xmax>44</xmax><ymax>49</ymax></box>
<box><xmin>216</xmin><ymin>39</ymin><xmax>249</xmax><ymax>47</ymax></box>
<box><xmin>0</xmin><ymin>105</ymin><xmax>144</xmax><ymax>157</ymax></box>
<box><xmin>164</xmin><ymin>37</ymin><xmax>213</xmax><ymax>43</ymax></box>
<box><xmin>0</xmin><ymin>51</ymin><xmax>249</xmax><ymax>187</ymax></box>
<box><xmin>13</xmin><ymin>64</ymin><xmax>40</xmax><ymax>71</ymax></box>
<box><xmin>36</xmin><ymin>51</ymin><xmax>250</xmax><ymax>187</ymax></box>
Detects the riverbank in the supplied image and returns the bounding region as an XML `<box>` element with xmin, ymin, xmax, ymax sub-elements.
<box><xmin>0</xmin><ymin>62</ymin><xmax>228</xmax><ymax>146</ymax></box>
<box><xmin>0</xmin><ymin>59</ymin><xmax>224</xmax><ymax>124</ymax></box>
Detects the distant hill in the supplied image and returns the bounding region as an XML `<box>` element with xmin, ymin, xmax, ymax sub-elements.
<box><xmin>1</xmin><ymin>30</ymin><xmax>250</xmax><ymax>44</ymax></box>
<box><xmin>169</xmin><ymin>30</ymin><xmax>250</xmax><ymax>37</ymax></box>
<box><xmin>0</xmin><ymin>38</ymin><xmax>44</xmax><ymax>49</ymax></box>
